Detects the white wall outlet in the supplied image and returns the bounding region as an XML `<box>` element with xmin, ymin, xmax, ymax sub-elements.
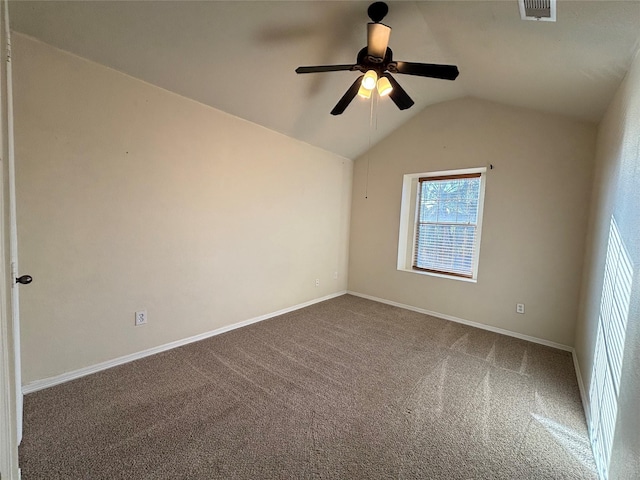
<box><xmin>516</xmin><ymin>303</ymin><xmax>525</xmax><ymax>314</ymax></box>
<box><xmin>135</xmin><ymin>310</ymin><xmax>147</xmax><ymax>326</ymax></box>
<box><xmin>315</xmin><ymin>278</ymin><xmax>320</xmax><ymax>287</ymax></box>
<box><xmin>333</xmin><ymin>271</ymin><xmax>338</xmax><ymax>280</ymax></box>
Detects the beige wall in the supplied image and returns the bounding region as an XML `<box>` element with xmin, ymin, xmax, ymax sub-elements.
<box><xmin>575</xmin><ymin>50</ymin><xmax>640</xmax><ymax>479</ymax></box>
<box><xmin>13</xmin><ymin>34</ymin><xmax>352</xmax><ymax>384</ymax></box>
<box><xmin>348</xmin><ymin>97</ymin><xmax>596</xmax><ymax>346</ymax></box>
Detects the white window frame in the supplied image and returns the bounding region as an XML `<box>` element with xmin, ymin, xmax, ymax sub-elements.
<box><xmin>397</xmin><ymin>167</ymin><xmax>487</xmax><ymax>282</ymax></box>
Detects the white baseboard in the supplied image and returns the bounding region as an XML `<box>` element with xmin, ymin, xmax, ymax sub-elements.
<box><xmin>23</xmin><ymin>290</ymin><xmax>581</xmax><ymax>395</ymax></box>
<box><xmin>572</xmin><ymin>348</ymin><xmax>592</xmax><ymax>427</ymax></box>
<box><xmin>22</xmin><ymin>291</ymin><xmax>347</xmax><ymax>394</ymax></box>
<box><xmin>346</xmin><ymin>290</ymin><xmax>573</xmax><ymax>352</ymax></box>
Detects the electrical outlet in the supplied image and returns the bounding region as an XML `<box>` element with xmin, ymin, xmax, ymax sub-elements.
<box><xmin>315</xmin><ymin>278</ymin><xmax>320</xmax><ymax>287</ymax></box>
<box><xmin>135</xmin><ymin>310</ymin><xmax>147</xmax><ymax>326</ymax></box>
<box><xmin>333</xmin><ymin>271</ymin><xmax>338</xmax><ymax>280</ymax></box>
<box><xmin>516</xmin><ymin>303</ymin><xmax>525</xmax><ymax>314</ymax></box>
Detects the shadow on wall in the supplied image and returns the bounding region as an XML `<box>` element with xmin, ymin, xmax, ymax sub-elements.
<box><xmin>589</xmin><ymin>215</ymin><xmax>633</xmax><ymax>479</ymax></box>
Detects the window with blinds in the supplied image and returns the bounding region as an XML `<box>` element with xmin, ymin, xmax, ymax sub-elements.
<box><xmin>413</xmin><ymin>173</ymin><xmax>482</xmax><ymax>278</ymax></box>
<box><xmin>589</xmin><ymin>216</ymin><xmax>632</xmax><ymax>479</ymax></box>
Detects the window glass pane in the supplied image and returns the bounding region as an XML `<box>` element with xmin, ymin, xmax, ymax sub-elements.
<box><xmin>468</xmin><ymin>200</ymin><xmax>479</xmax><ymax>224</ymax></box>
<box><xmin>418</xmin><ymin>185</ymin><xmax>438</xmax><ymax>222</ymax></box>
<box><xmin>438</xmin><ymin>200</ymin><xmax>456</xmax><ymax>222</ymax></box>
<box><xmin>422</xmin><ymin>181</ymin><xmax>440</xmax><ymax>201</ymax></box>
<box><xmin>420</xmin><ymin>200</ymin><xmax>438</xmax><ymax>222</ymax></box>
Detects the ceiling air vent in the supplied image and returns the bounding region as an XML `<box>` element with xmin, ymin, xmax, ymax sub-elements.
<box><xmin>519</xmin><ymin>0</ymin><xmax>556</xmax><ymax>22</ymax></box>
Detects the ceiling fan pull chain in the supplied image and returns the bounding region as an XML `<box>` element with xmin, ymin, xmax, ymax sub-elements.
<box><xmin>365</xmin><ymin>90</ymin><xmax>377</xmax><ymax>200</ymax></box>
<box><xmin>369</xmin><ymin>91</ymin><xmax>380</xmax><ymax>131</ymax></box>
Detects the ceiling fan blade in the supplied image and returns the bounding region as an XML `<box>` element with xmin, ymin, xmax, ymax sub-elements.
<box><xmin>330</xmin><ymin>75</ymin><xmax>365</xmax><ymax>116</ymax></box>
<box><xmin>367</xmin><ymin>23</ymin><xmax>391</xmax><ymax>60</ymax></box>
<box><xmin>390</xmin><ymin>61</ymin><xmax>459</xmax><ymax>80</ymax></box>
<box><xmin>295</xmin><ymin>64</ymin><xmax>357</xmax><ymax>74</ymax></box>
<box><xmin>383</xmin><ymin>73</ymin><xmax>414</xmax><ymax>110</ymax></box>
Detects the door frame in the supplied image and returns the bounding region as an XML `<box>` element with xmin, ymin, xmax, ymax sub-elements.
<box><xmin>0</xmin><ymin>0</ymin><xmax>21</xmax><ymax>476</ymax></box>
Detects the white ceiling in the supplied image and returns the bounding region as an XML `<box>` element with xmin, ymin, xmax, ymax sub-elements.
<box><xmin>9</xmin><ymin>1</ymin><xmax>640</xmax><ymax>159</ymax></box>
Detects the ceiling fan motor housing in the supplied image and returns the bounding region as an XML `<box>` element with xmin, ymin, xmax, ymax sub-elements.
<box><xmin>358</xmin><ymin>46</ymin><xmax>393</xmax><ymax>74</ymax></box>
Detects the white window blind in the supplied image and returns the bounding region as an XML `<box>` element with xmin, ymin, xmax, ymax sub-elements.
<box><xmin>413</xmin><ymin>173</ymin><xmax>481</xmax><ymax>278</ymax></box>
<box><xmin>589</xmin><ymin>217</ymin><xmax>632</xmax><ymax>479</ymax></box>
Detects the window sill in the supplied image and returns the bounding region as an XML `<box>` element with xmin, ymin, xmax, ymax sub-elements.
<box><xmin>397</xmin><ymin>267</ymin><xmax>478</xmax><ymax>283</ymax></box>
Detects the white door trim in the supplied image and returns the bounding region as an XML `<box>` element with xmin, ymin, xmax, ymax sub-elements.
<box><xmin>0</xmin><ymin>0</ymin><xmax>21</xmax><ymax>476</ymax></box>
<box><xmin>3</xmin><ymin>0</ymin><xmax>21</xmax><ymax>444</ymax></box>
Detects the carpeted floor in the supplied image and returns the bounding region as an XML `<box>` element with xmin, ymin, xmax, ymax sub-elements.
<box><xmin>19</xmin><ymin>294</ymin><xmax>597</xmax><ymax>479</ymax></box>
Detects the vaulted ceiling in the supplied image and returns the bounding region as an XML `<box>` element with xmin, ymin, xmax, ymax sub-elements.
<box><xmin>9</xmin><ymin>1</ymin><xmax>640</xmax><ymax>159</ymax></box>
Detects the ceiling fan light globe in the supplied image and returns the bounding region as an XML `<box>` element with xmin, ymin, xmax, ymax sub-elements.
<box><xmin>362</xmin><ymin>70</ymin><xmax>378</xmax><ymax>90</ymax></box>
<box><xmin>377</xmin><ymin>77</ymin><xmax>393</xmax><ymax>96</ymax></box>
<box><xmin>358</xmin><ymin>84</ymin><xmax>372</xmax><ymax>99</ymax></box>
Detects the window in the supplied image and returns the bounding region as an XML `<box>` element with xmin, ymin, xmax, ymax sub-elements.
<box><xmin>589</xmin><ymin>216</ymin><xmax>632</xmax><ymax>479</ymax></box>
<box><xmin>397</xmin><ymin>168</ymin><xmax>486</xmax><ymax>281</ymax></box>
<box><xmin>414</xmin><ymin>173</ymin><xmax>481</xmax><ymax>278</ymax></box>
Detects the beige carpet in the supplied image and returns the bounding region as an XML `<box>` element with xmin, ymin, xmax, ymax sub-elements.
<box><xmin>19</xmin><ymin>294</ymin><xmax>597</xmax><ymax>479</ymax></box>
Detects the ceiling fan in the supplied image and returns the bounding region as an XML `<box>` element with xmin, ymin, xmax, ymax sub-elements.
<box><xmin>295</xmin><ymin>2</ymin><xmax>459</xmax><ymax>115</ymax></box>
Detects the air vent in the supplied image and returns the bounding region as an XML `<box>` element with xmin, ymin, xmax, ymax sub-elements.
<box><xmin>519</xmin><ymin>0</ymin><xmax>556</xmax><ymax>22</ymax></box>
